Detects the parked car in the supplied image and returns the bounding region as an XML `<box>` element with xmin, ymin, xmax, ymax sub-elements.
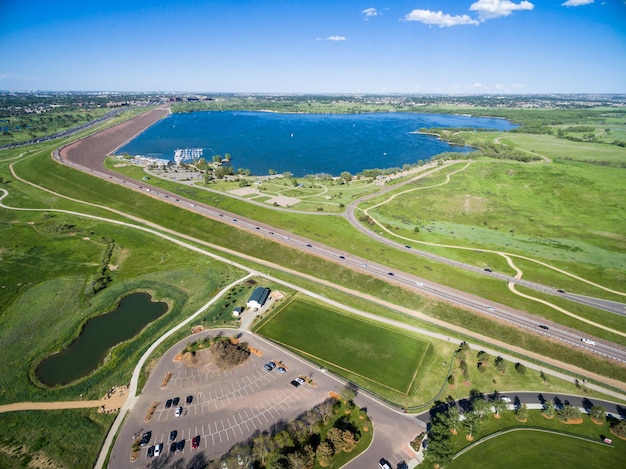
<box><xmin>192</xmin><ymin>435</ymin><xmax>200</xmax><ymax>449</ymax></box>
<box><xmin>164</xmin><ymin>399</ymin><xmax>172</xmax><ymax>409</ymax></box>
<box><xmin>295</xmin><ymin>377</ymin><xmax>305</xmax><ymax>385</ymax></box>
<box><xmin>154</xmin><ymin>443</ymin><xmax>163</xmax><ymax>457</ymax></box>
<box><xmin>175</xmin><ymin>406</ymin><xmax>183</xmax><ymax>417</ymax></box>
<box><xmin>186</xmin><ymin>395</ymin><xmax>193</xmax><ymax>404</ymax></box>
<box><xmin>169</xmin><ymin>442</ymin><xmax>177</xmax><ymax>454</ymax></box>
<box><xmin>147</xmin><ymin>446</ymin><xmax>155</xmax><ymax>458</ymax></box>
<box><xmin>500</xmin><ymin>396</ymin><xmax>512</xmax><ymax>403</ymax></box>
<box><xmin>379</xmin><ymin>458</ymin><xmax>392</xmax><ymax>469</ymax></box>
<box><xmin>169</xmin><ymin>430</ymin><xmax>177</xmax><ymax>441</ymax></box>
<box><xmin>277</xmin><ymin>367</ymin><xmax>286</xmax><ymax>374</ymax></box>
<box><xmin>140</xmin><ymin>431</ymin><xmax>151</xmax><ymax>446</ymax></box>
<box><xmin>176</xmin><ymin>440</ymin><xmax>185</xmax><ymax>452</ymax></box>
<box><xmin>172</xmin><ymin>397</ymin><xmax>180</xmax><ymax>406</ymax></box>
<box><xmin>290</xmin><ymin>379</ymin><xmax>301</xmax><ymax>387</ymax></box>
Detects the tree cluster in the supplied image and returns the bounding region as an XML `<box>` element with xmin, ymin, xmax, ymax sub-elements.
<box><xmin>210</xmin><ymin>397</ymin><xmax>366</xmax><ymax>469</ymax></box>
<box><xmin>210</xmin><ymin>338</ymin><xmax>250</xmax><ymax>369</ymax></box>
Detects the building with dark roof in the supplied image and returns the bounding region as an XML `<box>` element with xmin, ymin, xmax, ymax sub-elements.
<box><xmin>246</xmin><ymin>287</ymin><xmax>270</xmax><ymax>310</ymax></box>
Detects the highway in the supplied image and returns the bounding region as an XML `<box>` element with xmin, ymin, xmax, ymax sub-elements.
<box><xmin>51</xmin><ymin>154</ymin><xmax>626</xmax><ymax>366</ymax></box>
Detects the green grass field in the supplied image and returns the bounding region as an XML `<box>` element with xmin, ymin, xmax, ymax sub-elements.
<box><xmin>256</xmin><ymin>297</ymin><xmax>431</xmax><ymax>394</ymax></box>
<box><xmin>439</xmin><ymin>410</ymin><xmax>626</xmax><ymax>469</ymax></box>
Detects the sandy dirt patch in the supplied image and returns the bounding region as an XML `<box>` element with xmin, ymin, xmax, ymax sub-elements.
<box><xmin>0</xmin><ymin>385</ymin><xmax>128</xmax><ymax>414</ymax></box>
<box><xmin>228</xmin><ymin>187</ymin><xmax>261</xmax><ymax>196</ymax></box>
<box><xmin>265</xmin><ymin>195</ymin><xmax>300</xmax><ymax>207</ymax></box>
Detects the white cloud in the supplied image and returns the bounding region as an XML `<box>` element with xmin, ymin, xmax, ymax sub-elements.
<box><xmin>469</xmin><ymin>0</ymin><xmax>534</xmax><ymax>21</ymax></box>
<box><xmin>561</xmin><ymin>0</ymin><xmax>594</xmax><ymax>6</ymax></box>
<box><xmin>363</xmin><ymin>7</ymin><xmax>379</xmax><ymax>18</ymax></box>
<box><xmin>404</xmin><ymin>9</ymin><xmax>479</xmax><ymax>27</ymax></box>
<box><xmin>326</xmin><ymin>36</ymin><xmax>347</xmax><ymax>41</ymax></box>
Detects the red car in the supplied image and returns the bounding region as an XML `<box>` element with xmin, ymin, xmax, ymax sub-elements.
<box><xmin>192</xmin><ymin>435</ymin><xmax>200</xmax><ymax>449</ymax></box>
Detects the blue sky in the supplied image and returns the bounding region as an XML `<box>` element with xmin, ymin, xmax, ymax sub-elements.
<box><xmin>1</xmin><ymin>0</ymin><xmax>625</xmax><ymax>93</ymax></box>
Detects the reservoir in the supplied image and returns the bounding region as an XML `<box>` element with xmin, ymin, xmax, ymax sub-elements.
<box><xmin>35</xmin><ymin>292</ymin><xmax>169</xmax><ymax>387</ymax></box>
<box><xmin>115</xmin><ymin>111</ymin><xmax>516</xmax><ymax>177</ymax></box>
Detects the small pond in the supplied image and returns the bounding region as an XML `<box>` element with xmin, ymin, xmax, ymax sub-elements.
<box><xmin>35</xmin><ymin>291</ymin><xmax>169</xmax><ymax>387</ymax></box>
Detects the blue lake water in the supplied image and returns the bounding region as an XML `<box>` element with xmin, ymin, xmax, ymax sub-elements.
<box><xmin>116</xmin><ymin>111</ymin><xmax>516</xmax><ymax>177</ymax></box>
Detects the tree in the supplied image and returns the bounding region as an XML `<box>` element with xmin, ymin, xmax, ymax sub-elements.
<box><xmin>589</xmin><ymin>405</ymin><xmax>605</xmax><ymax>423</ymax></box>
<box><xmin>557</xmin><ymin>404</ymin><xmax>581</xmax><ymax>423</ymax></box>
<box><xmin>610</xmin><ymin>418</ymin><xmax>626</xmax><ymax>438</ymax></box>
<box><xmin>492</xmin><ymin>398</ymin><xmax>507</xmax><ymax>417</ymax></box>
<box><xmin>425</xmin><ymin>420</ymin><xmax>454</xmax><ymax>467</ymax></box>
<box><xmin>476</xmin><ymin>350</ymin><xmax>489</xmax><ymax>364</ymax></box>
<box><xmin>424</xmin><ymin>436</ymin><xmax>454</xmax><ymax>467</ymax></box>
<box><xmin>472</xmin><ymin>397</ymin><xmax>491</xmax><ymax>420</ymax></box>
<box><xmin>341</xmin><ymin>430</ymin><xmax>357</xmax><ymax>452</ymax></box>
<box><xmin>514</xmin><ymin>362</ymin><xmax>527</xmax><ymax>375</ymax></box>
<box><xmin>494</xmin><ymin>356</ymin><xmax>507</xmax><ymax>374</ymax></box>
<box><xmin>543</xmin><ymin>400</ymin><xmax>555</xmax><ymax>418</ymax></box>
<box><xmin>340</xmin><ymin>171</ymin><xmax>352</xmax><ymax>182</ymax></box>
<box><xmin>326</xmin><ymin>427</ymin><xmax>344</xmax><ymax>452</ymax></box>
<box><xmin>463</xmin><ymin>411</ymin><xmax>480</xmax><ymax>439</ymax></box>
<box><xmin>314</xmin><ymin>399</ymin><xmax>335</xmax><ymax>425</ymax></box>
<box><xmin>340</xmin><ymin>384</ymin><xmax>357</xmax><ymax>404</ymax></box>
<box><xmin>444</xmin><ymin>406</ymin><xmax>461</xmax><ymax>434</ymax></box>
<box><xmin>212</xmin><ymin>154</ymin><xmax>222</xmax><ymax>163</ymax></box>
<box><xmin>283</xmin><ymin>171</ymin><xmax>292</xmax><ymax>179</ymax></box>
<box><xmin>268</xmin><ymin>168</ymin><xmax>276</xmax><ymax>175</ymax></box>
<box><xmin>315</xmin><ymin>441</ymin><xmax>334</xmax><ymax>467</ymax></box>
<box><xmin>458</xmin><ymin>341</ymin><xmax>470</xmax><ymax>355</ymax></box>
<box><xmin>252</xmin><ymin>433</ymin><xmax>272</xmax><ymax>466</ymax></box>
<box><xmin>515</xmin><ymin>403</ymin><xmax>528</xmax><ymax>421</ymax></box>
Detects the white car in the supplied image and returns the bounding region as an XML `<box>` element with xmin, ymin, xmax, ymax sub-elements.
<box><xmin>416</xmin><ymin>281</ymin><xmax>424</xmax><ymax>287</ymax></box>
<box><xmin>500</xmin><ymin>396</ymin><xmax>512</xmax><ymax>403</ymax></box>
<box><xmin>175</xmin><ymin>406</ymin><xmax>183</xmax><ymax>417</ymax></box>
<box><xmin>581</xmin><ymin>338</ymin><xmax>595</xmax><ymax>346</ymax></box>
<box><xmin>154</xmin><ymin>443</ymin><xmax>163</xmax><ymax>457</ymax></box>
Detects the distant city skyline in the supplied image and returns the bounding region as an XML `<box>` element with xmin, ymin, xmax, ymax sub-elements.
<box><xmin>1</xmin><ymin>0</ymin><xmax>625</xmax><ymax>94</ymax></box>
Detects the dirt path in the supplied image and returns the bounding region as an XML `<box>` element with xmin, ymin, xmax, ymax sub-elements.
<box><xmin>0</xmin><ymin>386</ymin><xmax>128</xmax><ymax>414</ymax></box>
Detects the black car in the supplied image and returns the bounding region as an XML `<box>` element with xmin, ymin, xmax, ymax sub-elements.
<box><xmin>186</xmin><ymin>395</ymin><xmax>193</xmax><ymax>405</ymax></box>
<box><xmin>169</xmin><ymin>442</ymin><xmax>177</xmax><ymax>454</ymax></box>
<box><xmin>557</xmin><ymin>289</ymin><xmax>565</xmax><ymax>293</ymax></box>
<box><xmin>169</xmin><ymin>430</ymin><xmax>177</xmax><ymax>441</ymax></box>
<box><xmin>147</xmin><ymin>445</ymin><xmax>155</xmax><ymax>458</ymax></box>
<box><xmin>538</xmin><ymin>324</ymin><xmax>549</xmax><ymax>330</ymax></box>
<box><xmin>290</xmin><ymin>379</ymin><xmax>301</xmax><ymax>387</ymax></box>
<box><xmin>177</xmin><ymin>440</ymin><xmax>185</xmax><ymax>452</ymax></box>
<box><xmin>164</xmin><ymin>399</ymin><xmax>172</xmax><ymax>409</ymax></box>
<box><xmin>172</xmin><ymin>397</ymin><xmax>180</xmax><ymax>406</ymax></box>
<box><xmin>484</xmin><ymin>268</ymin><xmax>492</xmax><ymax>272</ymax></box>
<box><xmin>140</xmin><ymin>431</ymin><xmax>152</xmax><ymax>446</ymax></box>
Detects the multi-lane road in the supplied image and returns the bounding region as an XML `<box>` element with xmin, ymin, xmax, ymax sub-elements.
<box><xmin>54</xmin><ymin>149</ymin><xmax>626</xmax><ymax>367</ymax></box>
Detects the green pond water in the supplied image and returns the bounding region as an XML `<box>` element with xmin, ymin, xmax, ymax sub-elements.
<box><xmin>35</xmin><ymin>292</ymin><xmax>168</xmax><ymax>387</ymax></box>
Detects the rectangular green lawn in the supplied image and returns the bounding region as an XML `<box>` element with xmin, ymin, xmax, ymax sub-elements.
<box><xmin>256</xmin><ymin>298</ymin><xmax>430</xmax><ymax>394</ymax></box>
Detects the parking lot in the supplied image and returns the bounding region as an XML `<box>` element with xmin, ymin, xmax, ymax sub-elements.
<box><xmin>108</xmin><ymin>330</ymin><xmax>331</xmax><ymax>467</ymax></box>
